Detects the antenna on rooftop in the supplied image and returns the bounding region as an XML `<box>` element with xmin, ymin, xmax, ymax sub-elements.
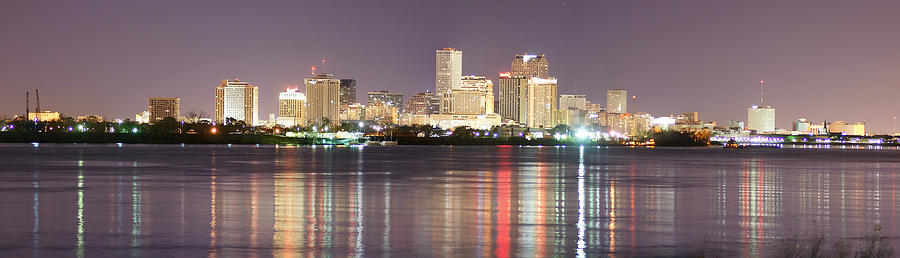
<box><xmin>25</xmin><ymin>91</ymin><xmax>29</xmax><ymax>118</ymax></box>
<box><xmin>321</xmin><ymin>58</ymin><xmax>326</xmax><ymax>74</ymax></box>
<box><xmin>760</xmin><ymin>80</ymin><xmax>766</xmax><ymax>105</ymax></box>
<box><xmin>35</xmin><ymin>89</ymin><xmax>40</xmax><ymax>112</ymax></box>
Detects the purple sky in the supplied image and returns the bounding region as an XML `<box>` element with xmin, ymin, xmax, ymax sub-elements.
<box><xmin>2</xmin><ymin>1</ymin><xmax>900</xmax><ymax>132</ymax></box>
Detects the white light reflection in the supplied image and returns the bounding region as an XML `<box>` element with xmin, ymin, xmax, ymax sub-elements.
<box><xmin>576</xmin><ymin>145</ymin><xmax>586</xmax><ymax>258</ymax></box>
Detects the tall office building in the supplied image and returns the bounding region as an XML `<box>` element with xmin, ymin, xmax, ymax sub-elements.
<box><xmin>405</xmin><ymin>91</ymin><xmax>440</xmax><ymax>115</ymax></box>
<box><xmin>148</xmin><ymin>97</ymin><xmax>180</xmax><ymax>123</ymax></box>
<box><xmin>511</xmin><ymin>54</ymin><xmax>549</xmax><ymax>78</ymax></box>
<box><xmin>747</xmin><ymin>105</ymin><xmax>775</xmax><ymax>133</ymax></box>
<box><xmin>435</xmin><ymin>48</ymin><xmax>463</xmax><ymax>95</ymax></box>
<box><xmin>276</xmin><ymin>88</ymin><xmax>306</xmax><ymax>127</ymax></box>
<box><xmin>527</xmin><ymin>77</ymin><xmax>558</xmax><ymax>128</ymax></box>
<box><xmin>559</xmin><ymin>94</ymin><xmax>586</xmax><ymax>111</ymax></box>
<box><xmin>367</xmin><ymin>91</ymin><xmax>404</xmax><ymax>111</ymax></box>
<box><xmin>339</xmin><ymin>79</ymin><xmax>357</xmax><ymax>105</ymax></box>
<box><xmin>305</xmin><ymin>74</ymin><xmax>341</xmax><ymax>125</ymax></box>
<box><xmin>606</xmin><ymin>89</ymin><xmax>628</xmax><ymax>114</ymax></box>
<box><xmin>215</xmin><ymin>79</ymin><xmax>259</xmax><ymax>125</ymax></box>
<box><xmin>497</xmin><ymin>72</ymin><xmax>529</xmax><ymax>123</ymax></box>
<box><xmin>440</xmin><ymin>75</ymin><xmax>494</xmax><ymax>115</ymax></box>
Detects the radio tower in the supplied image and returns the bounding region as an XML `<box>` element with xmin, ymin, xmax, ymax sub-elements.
<box><xmin>321</xmin><ymin>58</ymin><xmax>326</xmax><ymax>74</ymax></box>
<box><xmin>760</xmin><ymin>80</ymin><xmax>766</xmax><ymax>105</ymax></box>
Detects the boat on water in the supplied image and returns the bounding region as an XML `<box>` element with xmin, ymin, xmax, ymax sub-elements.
<box><xmin>724</xmin><ymin>139</ymin><xmax>741</xmax><ymax>149</ymax></box>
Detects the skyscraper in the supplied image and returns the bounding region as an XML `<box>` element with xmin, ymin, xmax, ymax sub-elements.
<box><xmin>511</xmin><ymin>54</ymin><xmax>549</xmax><ymax>78</ymax></box>
<box><xmin>405</xmin><ymin>91</ymin><xmax>440</xmax><ymax>115</ymax></box>
<box><xmin>148</xmin><ymin>97</ymin><xmax>180</xmax><ymax>123</ymax></box>
<box><xmin>305</xmin><ymin>74</ymin><xmax>341</xmax><ymax>125</ymax></box>
<box><xmin>215</xmin><ymin>79</ymin><xmax>259</xmax><ymax>125</ymax></box>
<box><xmin>497</xmin><ymin>72</ymin><xmax>528</xmax><ymax>123</ymax></box>
<box><xmin>747</xmin><ymin>105</ymin><xmax>775</xmax><ymax>133</ymax></box>
<box><xmin>606</xmin><ymin>89</ymin><xmax>627</xmax><ymax>114</ymax></box>
<box><xmin>559</xmin><ymin>94</ymin><xmax>586</xmax><ymax>111</ymax></box>
<box><xmin>277</xmin><ymin>88</ymin><xmax>306</xmax><ymax>127</ymax></box>
<box><xmin>339</xmin><ymin>79</ymin><xmax>357</xmax><ymax>105</ymax></box>
<box><xmin>527</xmin><ymin>77</ymin><xmax>558</xmax><ymax>128</ymax></box>
<box><xmin>435</xmin><ymin>48</ymin><xmax>463</xmax><ymax>95</ymax></box>
<box><xmin>367</xmin><ymin>91</ymin><xmax>404</xmax><ymax>111</ymax></box>
<box><xmin>440</xmin><ymin>75</ymin><xmax>494</xmax><ymax>115</ymax></box>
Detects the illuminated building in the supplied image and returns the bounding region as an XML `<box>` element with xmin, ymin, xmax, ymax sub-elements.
<box><xmin>497</xmin><ymin>73</ymin><xmax>528</xmax><ymax>123</ymax></box>
<box><xmin>559</xmin><ymin>94</ymin><xmax>586</xmax><ymax>111</ymax></box>
<box><xmin>135</xmin><ymin>111</ymin><xmax>150</xmax><ymax>123</ymax></box>
<box><xmin>606</xmin><ymin>89</ymin><xmax>627</xmax><ymax>114</ymax></box>
<box><xmin>526</xmin><ymin>77</ymin><xmax>557</xmax><ymax>128</ymax></box>
<box><xmin>341</xmin><ymin>103</ymin><xmax>365</xmax><ymax>121</ymax></box>
<box><xmin>586</xmin><ymin>102</ymin><xmax>607</xmax><ymax>126</ymax></box>
<box><xmin>440</xmin><ymin>75</ymin><xmax>494</xmax><ymax>115</ymax></box>
<box><xmin>147</xmin><ymin>97</ymin><xmax>180</xmax><ymax>123</ymax></box>
<box><xmin>435</xmin><ymin>48</ymin><xmax>463</xmax><ymax>95</ymax></box>
<box><xmin>367</xmin><ymin>91</ymin><xmax>404</xmax><ymax>111</ymax></box>
<box><xmin>747</xmin><ymin>105</ymin><xmax>775</xmax><ymax>133</ymax></box>
<box><xmin>727</xmin><ymin>120</ymin><xmax>745</xmax><ymax>130</ymax></box>
<box><xmin>428</xmin><ymin>114</ymin><xmax>501</xmax><ymax>130</ymax></box>
<box><xmin>365</xmin><ymin>102</ymin><xmax>399</xmax><ymax>125</ymax></box>
<box><xmin>828</xmin><ymin>121</ymin><xmax>866</xmax><ymax>136</ymax></box>
<box><xmin>405</xmin><ymin>91</ymin><xmax>440</xmax><ymax>115</ymax></box>
<box><xmin>399</xmin><ymin>113</ymin><xmax>429</xmax><ymax>126</ymax></box>
<box><xmin>339</xmin><ymin>79</ymin><xmax>357</xmax><ymax>105</ymax></box>
<box><xmin>215</xmin><ymin>79</ymin><xmax>259</xmax><ymax>125</ymax></box>
<box><xmin>305</xmin><ymin>73</ymin><xmax>341</xmax><ymax>125</ymax></box>
<box><xmin>276</xmin><ymin>88</ymin><xmax>306</xmax><ymax>127</ymax></box>
<box><xmin>511</xmin><ymin>54</ymin><xmax>549</xmax><ymax>78</ymax></box>
<box><xmin>76</xmin><ymin>115</ymin><xmax>103</xmax><ymax>122</ymax></box>
<box><xmin>555</xmin><ymin>109</ymin><xmax>586</xmax><ymax>127</ymax></box>
<box><xmin>27</xmin><ymin>111</ymin><xmax>60</xmax><ymax>122</ymax></box>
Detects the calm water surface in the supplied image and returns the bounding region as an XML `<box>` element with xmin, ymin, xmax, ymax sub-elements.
<box><xmin>0</xmin><ymin>143</ymin><xmax>899</xmax><ymax>257</ymax></box>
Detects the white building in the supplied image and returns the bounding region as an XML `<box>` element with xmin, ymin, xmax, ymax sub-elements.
<box><xmin>440</xmin><ymin>75</ymin><xmax>494</xmax><ymax>115</ymax></box>
<box><xmin>215</xmin><ymin>79</ymin><xmax>259</xmax><ymax>125</ymax></box>
<box><xmin>277</xmin><ymin>88</ymin><xmax>306</xmax><ymax>127</ymax></box>
<box><xmin>606</xmin><ymin>89</ymin><xmax>627</xmax><ymax>114</ymax></box>
<box><xmin>559</xmin><ymin>94</ymin><xmax>587</xmax><ymax>111</ymax></box>
<box><xmin>435</xmin><ymin>48</ymin><xmax>463</xmax><ymax>95</ymax></box>
<box><xmin>527</xmin><ymin>77</ymin><xmax>558</xmax><ymax>128</ymax></box>
<box><xmin>747</xmin><ymin>105</ymin><xmax>775</xmax><ymax>133</ymax></box>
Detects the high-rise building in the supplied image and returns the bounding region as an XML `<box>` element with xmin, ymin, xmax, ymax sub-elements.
<box><xmin>367</xmin><ymin>91</ymin><xmax>404</xmax><ymax>111</ymax></box>
<box><xmin>148</xmin><ymin>97</ymin><xmax>180</xmax><ymax>123</ymax></box>
<box><xmin>606</xmin><ymin>89</ymin><xmax>627</xmax><ymax>114</ymax></box>
<box><xmin>747</xmin><ymin>105</ymin><xmax>775</xmax><ymax>133</ymax></box>
<box><xmin>339</xmin><ymin>79</ymin><xmax>357</xmax><ymax>105</ymax></box>
<box><xmin>440</xmin><ymin>75</ymin><xmax>494</xmax><ymax>115</ymax></box>
<box><xmin>511</xmin><ymin>54</ymin><xmax>549</xmax><ymax>78</ymax></box>
<box><xmin>276</xmin><ymin>88</ymin><xmax>306</xmax><ymax>127</ymax></box>
<box><xmin>405</xmin><ymin>91</ymin><xmax>440</xmax><ymax>115</ymax></box>
<box><xmin>559</xmin><ymin>94</ymin><xmax>586</xmax><ymax>111</ymax></box>
<box><xmin>305</xmin><ymin>74</ymin><xmax>341</xmax><ymax>125</ymax></box>
<box><xmin>497</xmin><ymin>73</ymin><xmax>529</xmax><ymax>123</ymax></box>
<box><xmin>215</xmin><ymin>79</ymin><xmax>259</xmax><ymax>125</ymax></box>
<box><xmin>527</xmin><ymin>77</ymin><xmax>558</xmax><ymax>128</ymax></box>
<box><xmin>435</xmin><ymin>48</ymin><xmax>463</xmax><ymax>95</ymax></box>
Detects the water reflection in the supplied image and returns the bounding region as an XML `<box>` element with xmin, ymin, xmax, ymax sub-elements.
<box><xmin>0</xmin><ymin>145</ymin><xmax>898</xmax><ymax>257</ymax></box>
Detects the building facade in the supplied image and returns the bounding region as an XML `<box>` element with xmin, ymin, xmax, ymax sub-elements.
<box><xmin>339</xmin><ymin>79</ymin><xmax>357</xmax><ymax>105</ymax></box>
<box><xmin>215</xmin><ymin>79</ymin><xmax>259</xmax><ymax>125</ymax></box>
<box><xmin>606</xmin><ymin>89</ymin><xmax>627</xmax><ymax>114</ymax></box>
<box><xmin>305</xmin><ymin>74</ymin><xmax>341</xmax><ymax>125</ymax></box>
<box><xmin>440</xmin><ymin>75</ymin><xmax>494</xmax><ymax>115</ymax></box>
<box><xmin>277</xmin><ymin>88</ymin><xmax>306</xmax><ymax>127</ymax></box>
<box><xmin>148</xmin><ymin>97</ymin><xmax>180</xmax><ymax>123</ymax></box>
<box><xmin>559</xmin><ymin>94</ymin><xmax>586</xmax><ymax>111</ymax></box>
<box><xmin>367</xmin><ymin>91</ymin><xmax>404</xmax><ymax>111</ymax></box>
<box><xmin>405</xmin><ymin>91</ymin><xmax>440</xmax><ymax>115</ymax></box>
<box><xmin>747</xmin><ymin>105</ymin><xmax>775</xmax><ymax>133</ymax></box>
<box><xmin>497</xmin><ymin>73</ymin><xmax>528</xmax><ymax>123</ymax></box>
<box><xmin>527</xmin><ymin>77</ymin><xmax>558</xmax><ymax>128</ymax></box>
<box><xmin>435</xmin><ymin>48</ymin><xmax>463</xmax><ymax>95</ymax></box>
<box><xmin>511</xmin><ymin>54</ymin><xmax>549</xmax><ymax>78</ymax></box>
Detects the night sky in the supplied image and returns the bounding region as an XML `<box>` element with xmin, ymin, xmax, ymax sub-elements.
<box><xmin>2</xmin><ymin>1</ymin><xmax>900</xmax><ymax>132</ymax></box>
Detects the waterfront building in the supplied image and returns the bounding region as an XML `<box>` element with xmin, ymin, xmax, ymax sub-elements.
<box><xmin>435</xmin><ymin>48</ymin><xmax>463</xmax><ymax>95</ymax></box>
<box><xmin>441</xmin><ymin>75</ymin><xmax>494</xmax><ymax>115</ymax></box>
<box><xmin>586</xmin><ymin>102</ymin><xmax>607</xmax><ymax>127</ymax></box>
<box><xmin>405</xmin><ymin>91</ymin><xmax>440</xmax><ymax>115</ymax></box>
<box><xmin>526</xmin><ymin>77</ymin><xmax>558</xmax><ymax>128</ymax></box>
<box><xmin>727</xmin><ymin>120</ymin><xmax>745</xmax><ymax>131</ymax></box>
<box><xmin>367</xmin><ymin>91</ymin><xmax>404</xmax><ymax>111</ymax></box>
<box><xmin>305</xmin><ymin>74</ymin><xmax>341</xmax><ymax>125</ymax></box>
<box><xmin>276</xmin><ymin>88</ymin><xmax>306</xmax><ymax>127</ymax></box>
<box><xmin>215</xmin><ymin>79</ymin><xmax>259</xmax><ymax>125</ymax></box>
<box><xmin>497</xmin><ymin>73</ymin><xmax>529</xmax><ymax>123</ymax></box>
<box><xmin>559</xmin><ymin>94</ymin><xmax>587</xmax><ymax>111</ymax></box>
<box><xmin>606</xmin><ymin>89</ymin><xmax>628</xmax><ymax>114</ymax></box>
<box><xmin>365</xmin><ymin>102</ymin><xmax>399</xmax><ymax>125</ymax></box>
<box><xmin>828</xmin><ymin>121</ymin><xmax>865</xmax><ymax>136</ymax></box>
<box><xmin>148</xmin><ymin>97</ymin><xmax>180</xmax><ymax>123</ymax></box>
<box><xmin>76</xmin><ymin>115</ymin><xmax>103</xmax><ymax>122</ymax></box>
<box><xmin>747</xmin><ymin>105</ymin><xmax>775</xmax><ymax>133</ymax></box>
<box><xmin>428</xmin><ymin>114</ymin><xmax>501</xmax><ymax>130</ymax></box>
<box><xmin>511</xmin><ymin>54</ymin><xmax>549</xmax><ymax>78</ymax></box>
<box><xmin>27</xmin><ymin>111</ymin><xmax>60</xmax><ymax>122</ymax></box>
<box><xmin>340</xmin><ymin>103</ymin><xmax>365</xmax><ymax>121</ymax></box>
<box><xmin>135</xmin><ymin>111</ymin><xmax>150</xmax><ymax>123</ymax></box>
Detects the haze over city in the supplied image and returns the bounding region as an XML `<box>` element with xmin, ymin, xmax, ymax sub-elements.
<box><xmin>3</xmin><ymin>0</ymin><xmax>900</xmax><ymax>132</ymax></box>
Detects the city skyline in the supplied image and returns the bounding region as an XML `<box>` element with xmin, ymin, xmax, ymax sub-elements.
<box><xmin>3</xmin><ymin>1</ymin><xmax>900</xmax><ymax>132</ymax></box>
